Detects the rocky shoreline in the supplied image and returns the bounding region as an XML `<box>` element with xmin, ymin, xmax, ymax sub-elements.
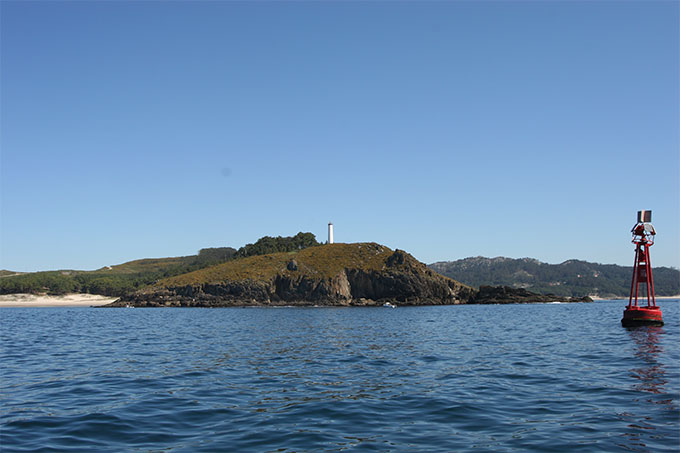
<box><xmin>469</xmin><ymin>286</ymin><xmax>592</xmax><ymax>304</ymax></box>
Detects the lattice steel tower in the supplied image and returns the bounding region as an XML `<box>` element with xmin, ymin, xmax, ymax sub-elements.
<box><xmin>621</xmin><ymin>210</ymin><xmax>663</xmax><ymax>327</ymax></box>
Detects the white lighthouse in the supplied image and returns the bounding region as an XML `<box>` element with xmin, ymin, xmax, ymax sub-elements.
<box><xmin>328</xmin><ymin>222</ymin><xmax>334</xmax><ymax>244</ymax></box>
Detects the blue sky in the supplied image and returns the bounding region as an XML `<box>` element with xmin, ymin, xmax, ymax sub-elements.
<box><xmin>1</xmin><ymin>1</ymin><xmax>678</xmax><ymax>272</ymax></box>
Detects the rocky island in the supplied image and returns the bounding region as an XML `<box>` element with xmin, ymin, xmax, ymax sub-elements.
<box><xmin>108</xmin><ymin>243</ymin><xmax>475</xmax><ymax>307</ymax></box>
<box><xmin>106</xmin><ymin>242</ymin><xmax>591</xmax><ymax>308</ymax></box>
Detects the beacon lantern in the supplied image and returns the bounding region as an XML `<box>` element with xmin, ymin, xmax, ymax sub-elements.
<box><xmin>621</xmin><ymin>211</ymin><xmax>664</xmax><ymax>327</ymax></box>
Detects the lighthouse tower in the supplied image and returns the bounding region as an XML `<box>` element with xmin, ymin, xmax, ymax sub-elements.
<box><xmin>621</xmin><ymin>210</ymin><xmax>663</xmax><ymax>327</ymax></box>
<box><xmin>328</xmin><ymin>222</ymin><xmax>334</xmax><ymax>244</ymax></box>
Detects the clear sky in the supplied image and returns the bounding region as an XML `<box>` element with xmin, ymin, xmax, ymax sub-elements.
<box><xmin>1</xmin><ymin>1</ymin><xmax>678</xmax><ymax>272</ymax></box>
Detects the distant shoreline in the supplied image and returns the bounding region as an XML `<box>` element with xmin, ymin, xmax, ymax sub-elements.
<box><xmin>590</xmin><ymin>295</ymin><xmax>680</xmax><ymax>301</ymax></box>
<box><xmin>0</xmin><ymin>293</ymin><xmax>117</xmax><ymax>307</ymax></box>
<box><xmin>0</xmin><ymin>293</ymin><xmax>677</xmax><ymax>308</ymax></box>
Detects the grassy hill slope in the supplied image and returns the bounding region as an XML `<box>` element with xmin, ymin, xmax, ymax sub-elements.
<box><xmin>158</xmin><ymin>243</ymin><xmax>394</xmax><ymax>287</ymax></box>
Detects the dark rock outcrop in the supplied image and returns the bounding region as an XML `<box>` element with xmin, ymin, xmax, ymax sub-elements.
<box><xmin>470</xmin><ymin>285</ymin><xmax>593</xmax><ymax>304</ymax></box>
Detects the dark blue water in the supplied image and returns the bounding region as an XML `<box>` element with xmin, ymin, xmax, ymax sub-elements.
<box><xmin>1</xmin><ymin>300</ymin><xmax>678</xmax><ymax>452</ymax></box>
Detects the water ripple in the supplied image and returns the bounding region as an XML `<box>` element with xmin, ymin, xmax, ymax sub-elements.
<box><xmin>1</xmin><ymin>302</ymin><xmax>678</xmax><ymax>451</ymax></box>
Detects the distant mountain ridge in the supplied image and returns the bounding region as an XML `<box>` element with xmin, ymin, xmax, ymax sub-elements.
<box><xmin>429</xmin><ymin>257</ymin><xmax>680</xmax><ymax>298</ymax></box>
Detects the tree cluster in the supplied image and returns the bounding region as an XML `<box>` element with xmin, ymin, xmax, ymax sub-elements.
<box><xmin>235</xmin><ymin>232</ymin><xmax>319</xmax><ymax>258</ymax></box>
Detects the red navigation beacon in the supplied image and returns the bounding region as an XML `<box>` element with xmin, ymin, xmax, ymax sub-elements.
<box><xmin>621</xmin><ymin>210</ymin><xmax>663</xmax><ymax>327</ymax></box>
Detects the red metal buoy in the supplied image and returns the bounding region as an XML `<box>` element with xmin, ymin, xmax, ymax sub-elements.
<box><xmin>622</xmin><ymin>210</ymin><xmax>663</xmax><ymax>327</ymax></box>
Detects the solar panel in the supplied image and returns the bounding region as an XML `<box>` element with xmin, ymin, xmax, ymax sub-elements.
<box><xmin>637</xmin><ymin>210</ymin><xmax>652</xmax><ymax>223</ymax></box>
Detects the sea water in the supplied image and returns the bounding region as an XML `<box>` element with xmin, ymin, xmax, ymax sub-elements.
<box><xmin>1</xmin><ymin>300</ymin><xmax>678</xmax><ymax>452</ymax></box>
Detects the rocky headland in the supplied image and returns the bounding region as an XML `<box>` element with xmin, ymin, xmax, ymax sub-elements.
<box><xmin>108</xmin><ymin>243</ymin><xmax>476</xmax><ymax>307</ymax></box>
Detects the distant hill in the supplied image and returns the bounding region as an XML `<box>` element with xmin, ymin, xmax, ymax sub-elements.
<box><xmin>0</xmin><ymin>247</ymin><xmax>238</xmax><ymax>296</ymax></box>
<box><xmin>429</xmin><ymin>257</ymin><xmax>680</xmax><ymax>298</ymax></box>
<box><xmin>0</xmin><ymin>270</ymin><xmax>22</xmax><ymax>277</ymax></box>
<box><xmin>0</xmin><ymin>232</ymin><xmax>321</xmax><ymax>297</ymax></box>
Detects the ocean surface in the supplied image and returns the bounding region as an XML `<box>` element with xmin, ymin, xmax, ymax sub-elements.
<box><xmin>1</xmin><ymin>300</ymin><xmax>678</xmax><ymax>452</ymax></box>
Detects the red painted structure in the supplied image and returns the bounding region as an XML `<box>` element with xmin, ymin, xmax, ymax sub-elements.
<box><xmin>622</xmin><ymin>210</ymin><xmax>663</xmax><ymax>327</ymax></box>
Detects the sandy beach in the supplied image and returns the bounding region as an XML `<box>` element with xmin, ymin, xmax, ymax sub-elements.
<box><xmin>590</xmin><ymin>295</ymin><xmax>680</xmax><ymax>302</ymax></box>
<box><xmin>0</xmin><ymin>293</ymin><xmax>118</xmax><ymax>307</ymax></box>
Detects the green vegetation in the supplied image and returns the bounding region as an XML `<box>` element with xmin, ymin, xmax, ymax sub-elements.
<box><xmin>0</xmin><ymin>270</ymin><xmax>20</xmax><ymax>277</ymax></box>
<box><xmin>234</xmin><ymin>232</ymin><xmax>319</xmax><ymax>258</ymax></box>
<box><xmin>0</xmin><ymin>271</ymin><xmax>80</xmax><ymax>295</ymax></box>
<box><xmin>0</xmin><ymin>232</ymin><xmax>321</xmax><ymax>296</ymax></box>
<box><xmin>429</xmin><ymin>257</ymin><xmax>680</xmax><ymax>298</ymax></box>
<box><xmin>0</xmin><ymin>248</ymin><xmax>237</xmax><ymax>297</ymax></box>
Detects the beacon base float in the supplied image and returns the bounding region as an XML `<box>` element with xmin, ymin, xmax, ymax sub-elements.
<box><xmin>621</xmin><ymin>306</ymin><xmax>664</xmax><ymax>327</ymax></box>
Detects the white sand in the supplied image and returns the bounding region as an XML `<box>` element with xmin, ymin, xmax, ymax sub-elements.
<box><xmin>590</xmin><ymin>295</ymin><xmax>680</xmax><ymax>301</ymax></box>
<box><xmin>0</xmin><ymin>293</ymin><xmax>118</xmax><ymax>307</ymax></box>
